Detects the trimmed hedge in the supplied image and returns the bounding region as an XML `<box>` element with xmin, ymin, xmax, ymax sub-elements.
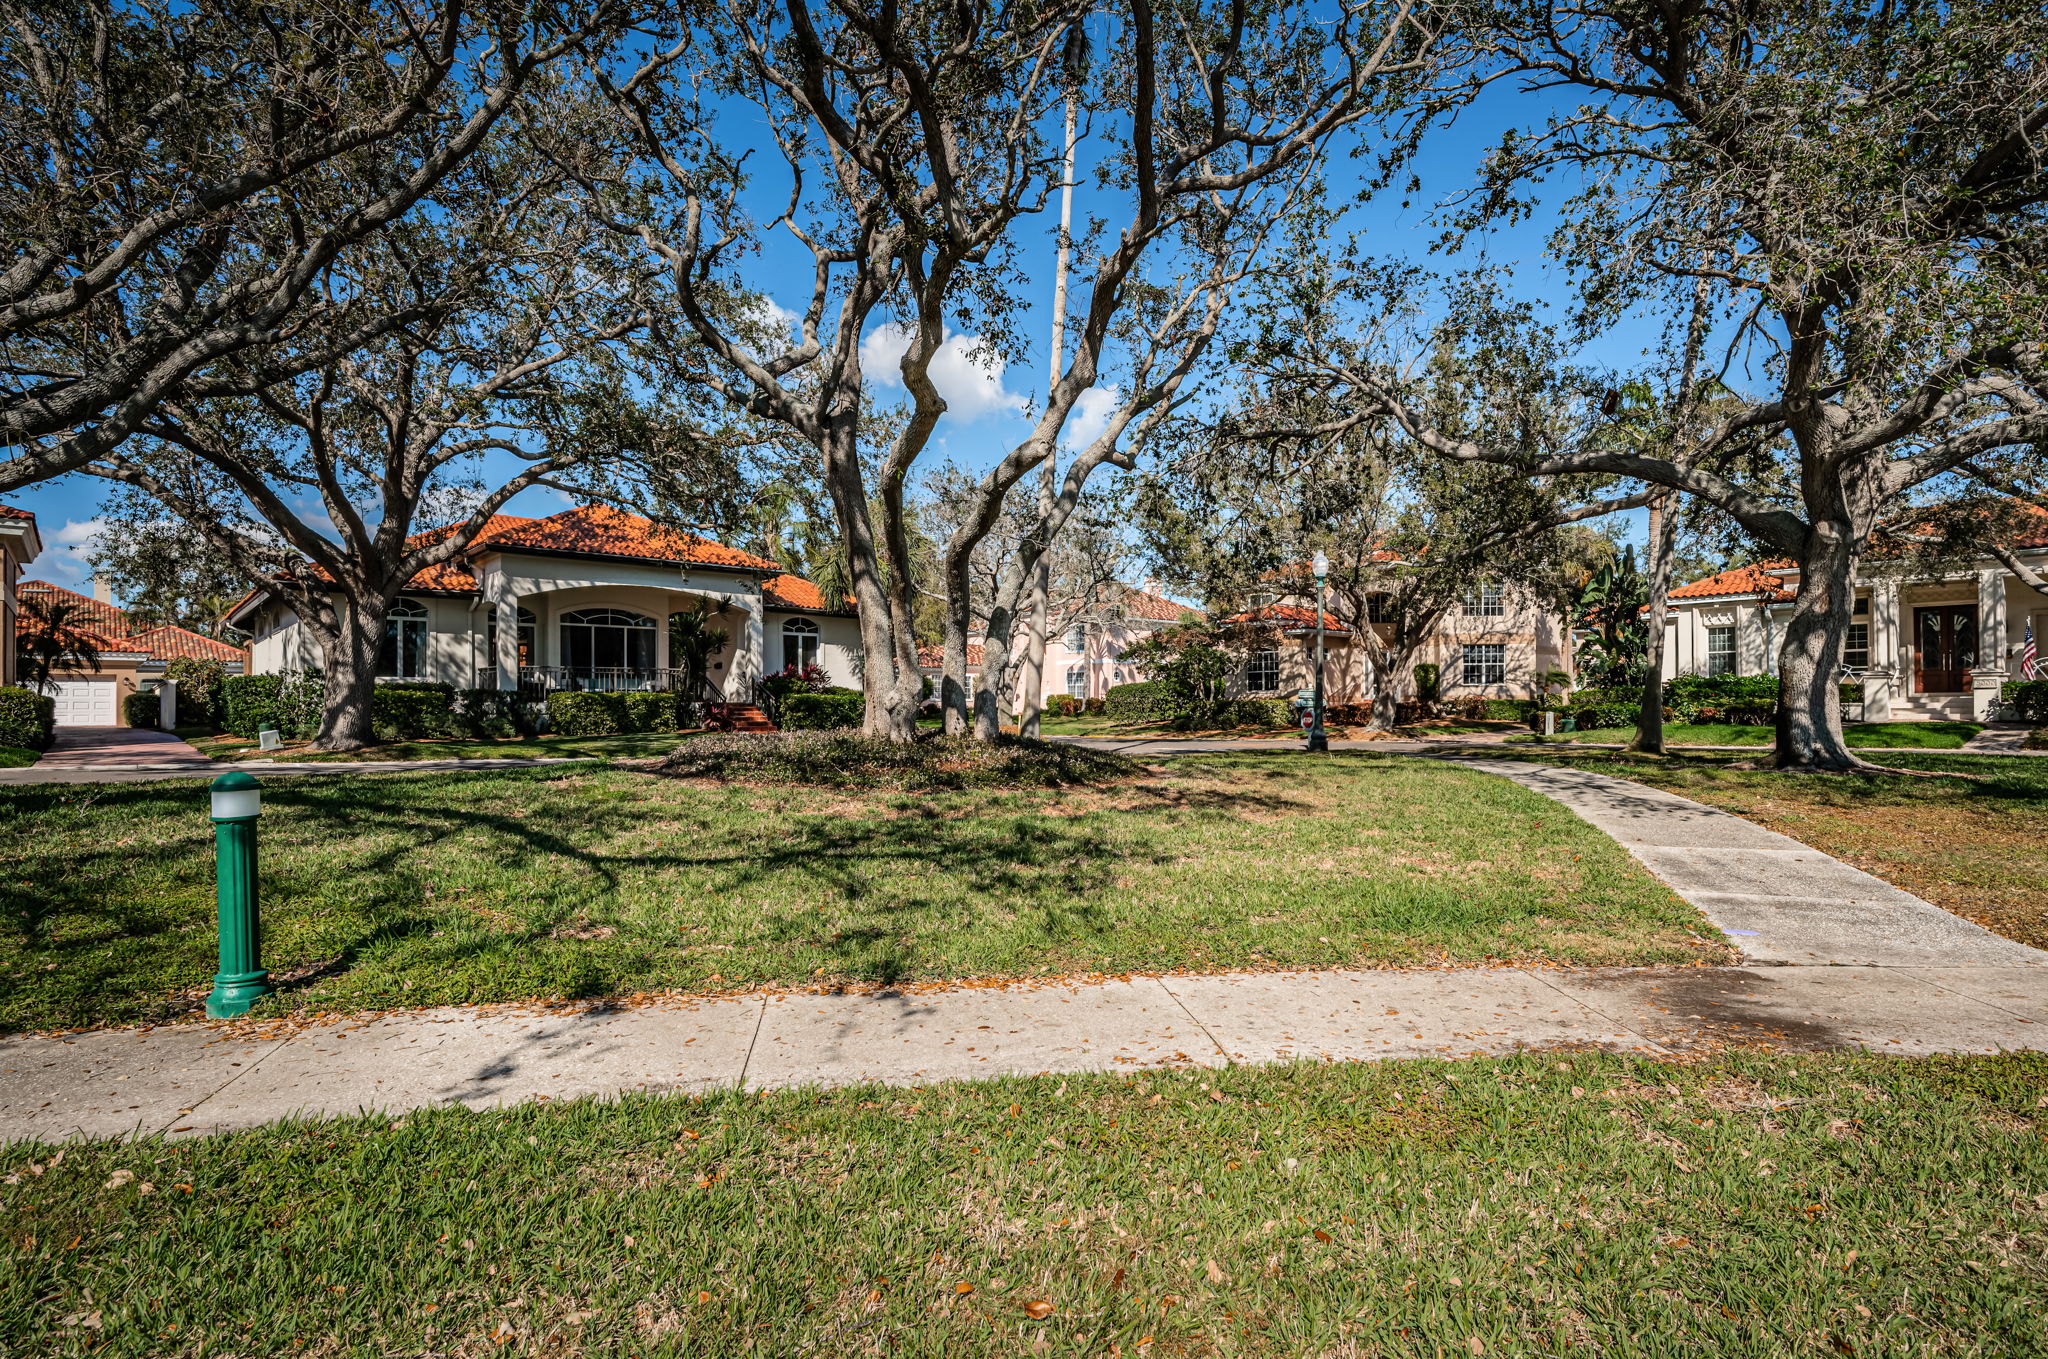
<box><xmin>2004</xmin><ymin>679</ymin><xmax>2048</xmax><ymax>724</ymax></box>
<box><xmin>619</xmin><ymin>690</ymin><xmax>683</xmax><ymax>733</ymax></box>
<box><xmin>1045</xmin><ymin>694</ymin><xmax>1083</xmax><ymax>717</ymax></box>
<box><xmin>1572</xmin><ymin>699</ymin><xmax>1644</xmax><ymax>729</ymax></box>
<box><xmin>1104</xmin><ymin>680</ymin><xmax>1179</xmax><ymax>724</ymax></box>
<box><xmin>163</xmin><ymin>656</ymin><xmax>227</xmax><ymax>730</ymax></box>
<box><xmin>0</xmin><ymin>685</ymin><xmax>55</xmax><ymax>750</ymax></box>
<box><xmin>123</xmin><ymin>691</ymin><xmax>160</xmax><ymax>728</ymax></box>
<box><xmin>1665</xmin><ymin>673</ymin><xmax>1778</xmax><ymax>724</ymax></box>
<box><xmin>547</xmin><ymin>691</ymin><xmax>624</xmax><ymax>737</ymax></box>
<box><xmin>781</xmin><ymin>689</ymin><xmax>865</xmax><ymax>730</ymax></box>
<box><xmin>1216</xmin><ymin>698</ymin><xmax>1296</xmax><ymax>729</ymax></box>
<box><xmin>221</xmin><ymin>672</ymin><xmax>325</xmax><ymax>739</ymax></box>
<box><xmin>1477</xmin><ymin>698</ymin><xmax>1540</xmax><ymax>723</ymax></box>
<box><xmin>370</xmin><ymin>681</ymin><xmax>455</xmax><ymax>742</ymax></box>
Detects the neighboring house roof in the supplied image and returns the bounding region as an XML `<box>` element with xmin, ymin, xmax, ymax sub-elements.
<box><xmin>762</xmin><ymin>572</ymin><xmax>855</xmax><ymax>615</ymax></box>
<box><xmin>917</xmin><ymin>642</ymin><xmax>985</xmax><ymax>670</ymax></box>
<box><xmin>1112</xmin><ymin>584</ymin><xmax>1201</xmax><ymax>623</ymax></box>
<box><xmin>1222</xmin><ymin>603</ymin><xmax>1354</xmax><ymax>636</ymax></box>
<box><xmin>16</xmin><ymin>579</ymin><xmax>245</xmax><ymax>666</ymax></box>
<box><xmin>1667</xmin><ymin>564</ymin><xmax>1796</xmax><ymax>604</ymax></box>
<box><xmin>0</xmin><ymin>504</ymin><xmax>34</xmax><ymax>521</ymax></box>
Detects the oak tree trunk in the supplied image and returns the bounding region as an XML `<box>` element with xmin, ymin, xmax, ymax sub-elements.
<box><xmin>1774</xmin><ymin>524</ymin><xmax>1863</xmax><ymax>771</ymax></box>
<box><xmin>313</xmin><ymin>596</ymin><xmax>389</xmax><ymax>751</ymax></box>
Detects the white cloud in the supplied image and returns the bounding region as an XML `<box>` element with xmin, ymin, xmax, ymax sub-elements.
<box><xmin>860</xmin><ymin>322</ymin><xmax>1028</xmax><ymax>422</ymax></box>
<box><xmin>1061</xmin><ymin>385</ymin><xmax>1121</xmax><ymax>451</ymax></box>
<box><xmin>25</xmin><ymin>518</ymin><xmax>107</xmax><ymax>585</ymax></box>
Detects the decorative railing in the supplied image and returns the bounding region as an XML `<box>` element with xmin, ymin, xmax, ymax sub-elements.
<box><xmin>480</xmin><ymin>665</ymin><xmax>692</xmax><ymax>695</ymax></box>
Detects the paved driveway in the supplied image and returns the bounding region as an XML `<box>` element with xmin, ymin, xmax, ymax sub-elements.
<box><xmin>32</xmin><ymin>726</ymin><xmax>216</xmax><ymax>770</ymax></box>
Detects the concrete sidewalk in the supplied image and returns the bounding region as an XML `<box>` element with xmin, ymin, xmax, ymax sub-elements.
<box><xmin>0</xmin><ymin>755</ymin><xmax>597</xmax><ymax>786</ymax></box>
<box><xmin>4</xmin><ymin>962</ymin><xmax>2043</xmax><ymax>1144</ymax></box>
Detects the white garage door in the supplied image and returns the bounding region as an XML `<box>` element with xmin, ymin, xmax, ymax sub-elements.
<box><xmin>49</xmin><ymin>679</ymin><xmax>117</xmax><ymax>727</ymax></box>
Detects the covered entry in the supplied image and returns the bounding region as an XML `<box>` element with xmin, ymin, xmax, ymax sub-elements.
<box><xmin>1914</xmin><ymin>604</ymin><xmax>1977</xmax><ymax>693</ymax></box>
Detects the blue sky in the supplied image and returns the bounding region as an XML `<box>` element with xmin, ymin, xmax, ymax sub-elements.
<box><xmin>11</xmin><ymin>72</ymin><xmax>1672</xmax><ymax>589</ymax></box>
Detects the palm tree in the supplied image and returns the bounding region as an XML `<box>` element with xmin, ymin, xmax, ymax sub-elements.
<box><xmin>16</xmin><ymin>597</ymin><xmax>105</xmax><ymax>692</ymax></box>
<box><xmin>668</xmin><ymin>603</ymin><xmax>729</xmax><ymax>701</ymax></box>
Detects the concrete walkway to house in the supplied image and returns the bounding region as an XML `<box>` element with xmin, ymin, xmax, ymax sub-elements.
<box><xmin>4</xmin><ymin>749</ymin><xmax>2044</xmax><ymax>1145</ymax></box>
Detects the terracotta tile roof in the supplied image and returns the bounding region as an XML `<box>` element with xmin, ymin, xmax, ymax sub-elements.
<box><xmin>16</xmin><ymin>580</ymin><xmax>245</xmax><ymax>664</ymax></box>
<box><xmin>476</xmin><ymin>504</ymin><xmax>780</xmax><ymax>572</ymax></box>
<box><xmin>0</xmin><ymin>504</ymin><xmax>33</xmax><ymax>521</ymax></box>
<box><xmin>1223</xmin><ymin>603</ymin><xmax>1353</xmax><ymax>636</ymax></box>
<box><xmin>1667</xmin><ymin>563</ymin><xmax>1796</xmax><ymax>603</ymax></box>
<box><xmin>1114</xmin><ymin>584</ymin><xmax>1201</xmax><ymax>623</ymax></box>
<box><xmin>917</xmin><ymin>642</ymin><xmax>985</xmax><ymax>669</ymax></box>
<box><xmin>763</xmin><ymin>573</ymin><xmax>854</xmax><ymax>614</ymax></box>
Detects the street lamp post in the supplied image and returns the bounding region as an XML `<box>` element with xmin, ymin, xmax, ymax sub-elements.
<box><xmin>205</xmin><ymin>770</ymin><xmax>271</xmax><ymax>1019</ymax></box>
<box><xmin>1307</xmin><ymin>550</ymin><xmax>1330</xmax><ymax>753</ymax></box>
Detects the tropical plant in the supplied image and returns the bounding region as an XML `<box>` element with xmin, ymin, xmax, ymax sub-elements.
<box><xmin>15</xmin><ymin>597</ymin><xmax>104</xmax><ymax>693</ymax></box>
<box><xmin>668</xmin><ymin>605</ymin><xmax>729</xmax><ymax>701</ymax></box>
<box><xmin>1574</xmin><ymin>553</ymin><xmax>1650</xmax><ymax>689</ymax></box>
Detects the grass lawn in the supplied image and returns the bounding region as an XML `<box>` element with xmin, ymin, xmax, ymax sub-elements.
<box><xmin>0</xmin><ymin>754</ymin><xmax>1717</xmax><ymax>1032</ymax></box>
<box><xmin>5</xmin><ymin>1050</ymin><xmax>2044</xmax><ymax>1357</ymax></box>
<box><xmin>1487</xmin><ymin>748</ymin><xmax>2048</xmax><ymax>952</ymax></box>
<box><xmin>1506</xmin><ymin>721</ymin><xmax>1984</xmax><ymax>749</ymax></box>
<box><xmin>192</xmin><ymin>730</ymin><xmax>694</xmax><ymax>763</ymax></box>
<box><xmin>0</xmin><ymin>745</ymin><xmax>37</xmax><ymax>768</ymax></box>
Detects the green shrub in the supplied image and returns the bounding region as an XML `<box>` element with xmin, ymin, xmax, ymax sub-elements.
<box><xmin>655</xmin><ymin>731</ymin><xmax>1138</xmax><ymax>791</ymax></box>
<box><xmin>370</xmin><ymin>682</ymin><xmax>455</xmax><ymax>742</ymax></box>
<box><xmin>451</xmin><ymin>688</ymin><xmax>534</xmax><ymax>738</ymax></box>
<box><xmin>1666</xmin><ymin>673</ymin><xmax>1778</xmax><ymax>724</ymax></box>
<box><xmin>2003</xmin><ymin>679</ymin><xmax>2048</xmax><ymax>724</ymax></box>
<box><xmin>1838</xmin><ymin>682</ymin><xmax>1866</xmax><ymax>705</ymax></box>
<box><xmin>163</xmin><ymin>656</ymin><xmax>228</xmax><ymax>730</ymax></box>
<box><xmin>547</xmin><ymin>691</ymin><xmax>624</xmax><ymax>737</ymax></box>
<box><xmin>1571</xmin><ymin>698</ymin><xmax>1643</xmax><ymax>729</ymax></box>
<box><xmin>1105</xmin><ymin>680</ymin><xmax>1180</xmax><ymax>724</ymax></box>
<box><xmin>1214</xmin><ymin>698</ymin><xmax>1296</xmax><ymax>729</ymax></box>
<box><xmin>123</xmin><ymin>691</ymin><xmax>160</xmax><ymax>728</ymax></box>
<box><xmin>0</xmin><ymin>685</ymin><xmax>55</xmax><ymax>750</ymax></box>
<box><xmin>1414</xmin><ymin>663</ymin><xmax>1442</xmax><ymax>704</ymax></box>
<box><xmin>618</xmin><ymin>690</ymin><xmax>682</xmax><ymax>733</ymax></box>
<box><xmin>221</xmin><ymin>672</ymin><xmax>324</xmax><ymax>739</ymax></box>
<box><xmin>781</xmin><ymin>690</ymin><xmax>865</xmax><ymax>730</ymax></box>
<box><xmin>1479</xmin><ymin>698</ymin><xmax>1539</xmax><ymax>723</ymax></box>
<box><xmin>1046</xmin><ymin>694</ymin><xmax>1082</xmax><ymax>717</ymax></box>
<box><xmin>1083</xmin><ymin>696</ymin><xmax>1106</xmax><ymax>715</ymax></box>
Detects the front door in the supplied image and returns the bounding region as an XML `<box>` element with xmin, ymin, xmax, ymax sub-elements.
<box><xmin>1914</xmin><ymin>604</ymin><xmax>1977</xmax><ymax>693</ymax></box>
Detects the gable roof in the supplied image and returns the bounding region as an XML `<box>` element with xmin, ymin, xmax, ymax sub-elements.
<box><xmin>16</xmin><ymin>579</ymin><xmax>246</xmax><ymax>666</ymax></box>
<box><xmin>1113</xmin><ymin>584</ymin><xmax>1201</xmax><ymax>623</ymax></box>
<box><xmin>474</xmin><ymin>505</ymin><xmax>781</xmax><ymax>573</ymax></box>
<box><xmin>762</xmin><ymin>572</ymin><xmax>854</xmax><ymax>615</ymax></box>
<box><xmin>1667</xmin><ymin>564</ymin><xmax>1796</xmax><ymax>604</ymax></box>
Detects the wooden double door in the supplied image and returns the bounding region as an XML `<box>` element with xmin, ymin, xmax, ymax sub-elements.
<box><xmin>1914</xmin><ymin>604</ymin><xmax>1977</xmax><ymax>694</ymax></box>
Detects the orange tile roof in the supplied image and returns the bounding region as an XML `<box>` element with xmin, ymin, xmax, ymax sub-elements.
<box><xmin>1667</xmin><ymin>563</ymin><xmax>1795</xmax><ymax>603</ymax></box>
<box><xmin>17</xmin><ymin>580</ymin><xmax>245</xmax><ymax>664</ymax></box>
<box><xmin>1223</xmin><ymin>603</ymin><xmax>1353</xmax><ymax>635</ymax></box>
<box><xmin>917</xmin><ymin>642</ymin><xmax>985</xmax><ymax>669</ymax></box>
<box><xmin>1114</xmin><ymin>584</ymin><xmax>1201</xmax><ymax>623</ymax></box>
<box><xmin>0</xmin><ymin>504</ymin><xmax>33</xmax><ymax>521</ymax></box>
<box><xmin>475</xmin><ymin>504</ymin><xmax>780</xmax><ymax>572</ymax></box>
<box><xmin>762</xmin><ymin>573</ymin><xmax>854</xmax><ymax>614</ymax></box>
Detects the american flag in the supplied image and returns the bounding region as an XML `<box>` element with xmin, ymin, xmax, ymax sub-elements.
<box><xmin>2021</xmin><ymin>619</ymin><xmax>2040</xmax><ymax>680</ymax></box>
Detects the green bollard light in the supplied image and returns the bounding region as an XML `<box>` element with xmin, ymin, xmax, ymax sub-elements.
<box><xmin>205</xmin><ymin>770</ymin><xmax>272</xmax><ymax>1019</ymax></box>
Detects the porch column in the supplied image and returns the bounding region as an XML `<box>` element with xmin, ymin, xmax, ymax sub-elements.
<box><xmin>1864</xmin><ymin>577</ymin><xmax>1900</xmax><ymax>721</ymax></box>
<box><xmin>1973</xmin><ymin>567</ymin><xmax>2008</xmax><ymax>720</ymax></box>
<box><xmin>483</xmin><ymin>566</ymin><xmax>521</xmax><ymax>691</ymax></box>
<box><xmin>725</xmin><ymin>589</ymin><xmax>766</xmax><ymax>701</ymax></box>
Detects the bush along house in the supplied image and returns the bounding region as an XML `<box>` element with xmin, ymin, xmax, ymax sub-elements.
<box><xmin>228</xmin><ymin>505</ymin><xmax>859</xmax><ymax>720</ymax></box>
<box><xmin>1660</xmin><ymin>522</ymin><xmax>2048</xmax><ymax>723</ymax></box>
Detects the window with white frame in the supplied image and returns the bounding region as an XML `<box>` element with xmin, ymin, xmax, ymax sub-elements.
<box><xmin>1460</xmin><ymin>643</ymin><xmax>1505</xmax><ymax>685</ymax></box>
<box><xmin>781</xmin><ymin>616</ymin><xmax>820</xmax><ymax>672</ymax></box>
<box><xmin>1843</xmin><ymin>622</ymin><xmax>1869</xmax><ymax>671</ymax></box>
<box><xmin>379</xmin><ymin>599</ymin><xmax>428</xmax><ymax>678</ymax></box>
<box><xmin>1463</xmin><ymin>583</ymin><xmax>1505</xmax><ymax>617</ymax></box>
<box><xmin>1065</xmin><ymin>665</ymin><xmax>1086</xmax><ymax>699</ymax></box>
<box><xmin>559</xmin><ymin>607</ymin><xmax>655</xmax><ymax>674</ymax></box>
<box><xmin>1246</xmin><ymin>648</ymin><xmax>1280</xmax><ymax>692</ymax></box>
<box><xmin>1064</xmin><ymin>624</ymin><xmax>1086</xmax><ymax>652</ymax></box>
<box><xmin>1705</xmin><ymin>624</ymin><xmax>1737</xmax><ymax>677</ymax></box>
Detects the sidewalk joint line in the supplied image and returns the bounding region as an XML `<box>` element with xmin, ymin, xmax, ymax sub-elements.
<box><xmin>1149</xmin><ymin>976</ymin><xmax>1233</xmax><ymax>1067</ymax></box>
<box><xmin>736</xmin><ymin>994</ymin><xmax>768</xmax><ymax>1090</ymax></box>
<box><xmin>149</xmin><ymin>1032</ymin><xmax>292</xmax><ymax>1140</ymax></box>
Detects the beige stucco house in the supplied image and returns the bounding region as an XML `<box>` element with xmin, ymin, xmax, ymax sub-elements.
<box><xmin>1661</xmin><ymin>523</ymin><xmax>2048</xmax><ymax>721</ymax></box>
<box><xmin>230</xmin><ymin>505</ymin><xmax>860</xmax><ymax>700</ymax></box>
<box><xmin>14</xmin><ymin>577</ymin><xmax>247</xmax><ymax>726</ymax></box>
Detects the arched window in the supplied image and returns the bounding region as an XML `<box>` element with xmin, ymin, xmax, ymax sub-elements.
<box><xmin>379</xmin><ymin>599</ymin><xmax>428</xmax><ymax>678</ymax></box>
<box><xmin>559</xmin><ymin>607</ymin><xmax>655</xmax><ymax>674</ymax></box>
<box><xmin>487</xmin><ymin>606</ymin><xmax>537</xmax><ymax>667</ymax></box>
<box><xmin>1065</xmin><ymin>665</ymin><xmax>1086</xmax><ymax>699</ymax></box>
<box><xmin>782</xmin><ymin>616</ymin><xmax>820</xmax><ymax>672</ymax></box>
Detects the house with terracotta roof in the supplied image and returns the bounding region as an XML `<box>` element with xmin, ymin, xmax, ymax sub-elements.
<box><xmin>918</xmin><ymin>582</ymin><xmax>1202</xmax><ymax>709</ymax></box>
<box><xmin>0</xmin><ymin>504</ymin><xmax>43</xmax><ymax>689</ymax></box>
<box><xmin>1660</xmin><ymin>515</ymin><xmax>2048</xmax><ymax>721</ymax></box>
<box><xmin>13</xmin><ymin>577</ymin><xmax>246</xmax><ymax>726</ymax></box>
<box><xmin>1219</xmin><ymin>575</ymin><xmax>1575</xmax><ymax>705</ymax></box>
<box><xmin>228</xmin><ymin>504</ymin><xmax>858</xmax><ymax>700</ymax></box>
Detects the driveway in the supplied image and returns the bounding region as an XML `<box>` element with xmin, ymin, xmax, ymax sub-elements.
<box><xmin>31</xmin><ymin>726</ymin><xmax>217</xmax><ymax>770</ymax></box>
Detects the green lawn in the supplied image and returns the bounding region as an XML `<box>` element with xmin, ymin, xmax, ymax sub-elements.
<box><xmin>0</xmin><ymin>744</ymin><xmax>37</xmax><ymax>768</ymax></box>
<box><xmin>6</xmin><ymin>1051</ymin><xmax>2044</xmax><ymax>1357</ymax></box>
<box><xmin>1484</xmin><ymin>748</ymin><xmax>2048</xmax><ymax>952</ymax></box>
<box><xmin>199</xmin><ymin>730</ymin><xmax>694</xmax><ymax>763</ymax></box>
<box><xmin>0</xmin><ymin>754</ymin><xmax>1716</xmax><ymax>1031</ymax></box>
<box><xmin>1507</xmin><ymin>721</ymin><xmax>1983</xmax><ymax>749</ymax></box>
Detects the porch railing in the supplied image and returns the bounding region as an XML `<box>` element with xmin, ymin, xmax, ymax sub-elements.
<box><xmin>480</xmin><ymin>665</ymin><xmax>694</xmax><ymax>695</ymax></box>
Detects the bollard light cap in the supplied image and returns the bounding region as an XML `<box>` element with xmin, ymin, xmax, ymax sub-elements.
<box><xmin>210</xmin><ymin>769</ymin><xmax>262</xmax><ymax>820</ymax></box>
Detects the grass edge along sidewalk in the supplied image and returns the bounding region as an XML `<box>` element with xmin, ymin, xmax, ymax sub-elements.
<box><xmin>4</xmin><ymin>1050</ymin><xmax>2044</xmax><ymax>1357</ymax></box>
